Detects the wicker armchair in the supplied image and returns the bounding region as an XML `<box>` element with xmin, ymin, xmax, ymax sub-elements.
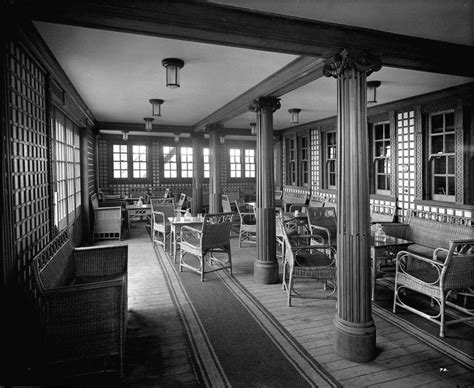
<box><xmin>222</xmin><ymin>194</ymin><xmax>239</xmax><ymax>236</ymax></box>
<box><xmin>393</xmin><ymin>239</ymin><xmax>474</xmax><ymax>337</ymax></box>
<box><xmin>151</xmin><ymin>202</ymin><xmax>176</xmax><ymax>251</ymax></box>
<box><xmin>90</xmin><ymin>193</ymin><xmax>122</xmax><ymax>241</ymax></box>
<box><xmin>279</xmin><ymin>217</ymin><xmax>336</xmax><ymax>306</ymax></box>
<box><xmin>306</xmin><ymin>206</ymin><xmax>337</xmax><ymax>248</ymax></box>
<box><xmin>31</xmin><ymin>231</ymin><xmax>128</xmax><ymax>377</ymax></box>
<box><xmin>179</xmin><ymin>212</ymin><xmax>233</xmax><ymax>281</ymax></box>
<box><xmin>235</xmin><ymin>199</ymin><xmax>257</xmax><ymax>247</ymax></box>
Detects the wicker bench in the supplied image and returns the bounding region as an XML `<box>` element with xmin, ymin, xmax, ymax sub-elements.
<box><xmin>391</xmin><ymin>209</ymin><xmax>474</xmax><ymax>337</ymax></box>
<box><xmin>32</xmin><ymin>230</ymin><xmax>128</xmax><ymax>376</ymax></box>
<box><xmin>91</xmin><ymin>193</ymin><xmax>123</xmax><ymax>240</ymax></box>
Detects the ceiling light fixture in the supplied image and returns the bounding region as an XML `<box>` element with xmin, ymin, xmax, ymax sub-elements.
<box><xmin>122</xmin><ymin>130</ymin><xmax>129</xmax><ymax>141</ymax></box>
<box><xmin>367</xmin><ymin>80</ymin><xmax>381</xmax><ymax>104</ymax></box>
<box><xmin>174</xmin><ymin>133</ymin><xmax>180</xmax><ymax>143</ymax></box>
<box><xmin>250</xmin><ymin>122</ymin><xmax>256</xmax><ymax>136</ymax></box>
<box><xmin>219</xmin><ymin>135</ymin><xmax>225</xmax><ymax>144</ymax></box>
<box><xmin>143</xmin><ymin>117</ymin><xmax>154</xmax><ymax>131</ymax></box>
<box><xmin>149</xmin><ymin>99</ymin><xmax>164</xmax><ymax>116</ymax></box>
<box><xmin>162</xmin><ymin>58</ymin><xmax>184</xmax><ymax>88</ymax></box>
<box><xmin>288</xmin><ymin>108</ymin><xmax>301</xmax><ymax>124</ymax></box>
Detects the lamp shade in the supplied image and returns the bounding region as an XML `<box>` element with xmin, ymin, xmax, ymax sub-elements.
<box><xmin>149</xmin><ymin>99</ymin><xmax>164</xmax><ymax>116</ymax></box>
<box><xmin>143</xmin><ymin>117</ymin><xmax>154</xmax><ymax>131</ymax></box>
<box><xmin>162</xmin><ymin>58</ymin><xmax>184</xmax><ymax>88</ymax></box>
<box><xmin>250</xmin><ymin>122</ymin><xmax>256</xmax><ymax>135</ymax></box>
<box><xmin>367</xmin><ymin>81</ymin><xmax>381</xmax><ymax>104</ymax></box>
<box><xmin>288</xmin><ymin>108</ymin><xmax>301</xmax><ymax>124</ymax></box>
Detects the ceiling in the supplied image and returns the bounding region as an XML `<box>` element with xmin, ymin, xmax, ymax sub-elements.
<box><xmin>33</xmin><ymin>0</ymin><xmax>473</xmax><ymax>136</ymax></box>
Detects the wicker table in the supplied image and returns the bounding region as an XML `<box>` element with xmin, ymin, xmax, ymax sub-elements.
<box><xmin>371</xmin><ymin>234</ymin><xmax>412</xmax><ymax>301</ymax></box>
<box><xmin>126</xmin><ymin>204</ymin><xmax>151</xmax><ymax>229</ymax></box>
<box><xmin>168</xmin><ymin>216</ymin><xmax>204</xmax><ymax>262</ymax></box>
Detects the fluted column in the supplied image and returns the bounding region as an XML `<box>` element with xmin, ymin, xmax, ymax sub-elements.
<box><xmin>191</xmin><ymin>132</ymin><xmax>204</xmax><ymax>216</ymax></box>
<box><xmin>323</xmin><ymin>49</ymin><xmax>381</xmax><ymax>362</ymax></box>
<box><xmin>249</xmin><ymin>97</ymin><xmax>281</xmax><ymax>284</ymax></box>
<box><xmin>207</xmin><ymin>124</ymin><xmax>222</xmax><ymax>214</ymax></box>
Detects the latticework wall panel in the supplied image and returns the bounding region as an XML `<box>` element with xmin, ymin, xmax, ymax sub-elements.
<box><xmin>7</xmin><ymin>41</ymin><xmax>51</xmax><ymax>290</ymax></box>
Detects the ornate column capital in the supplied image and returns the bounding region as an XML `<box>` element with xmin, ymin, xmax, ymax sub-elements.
<box><xmin>323</xmin><ymin>49</ymin><xmax>382</xmax><ymax>78</ymax></box>
<box><xmin>249</xmin><ymin>97</ymin><xmax>281</xmax><ymax>113</ymax></box>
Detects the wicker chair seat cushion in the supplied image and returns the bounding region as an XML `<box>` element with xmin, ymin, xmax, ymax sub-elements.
<box><xmin>295</xmin><ymin>252</ymin><xmax>333</xmax><ymax>267</ymax></box>
<box><xmin>406</xmin><ymin>244</ymin><xmax>447</xmax><ymax>261</ymax></box>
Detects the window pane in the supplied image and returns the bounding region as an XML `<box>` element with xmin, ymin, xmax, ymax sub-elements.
<box><xmin>445</xmin><ymin>134</ymin><xmax>455</xmax><ymax>153</ymax></box>
<box><xmin>433</xmin><ymin>157</ymin><xmax>446</xmax><ymax>174</ymax></box>
<box><xmin>448</xmin><ymin>156</ymin><xmax>455</xmax><ymax>174</ymax></box>
<box><xmin>377</xmin><ymin>175</ymin><xmax>386</xmax><ymax>190</ymax></box>
<box><xmin>431</xmin><ymin>135</ymin><xmax>443</xmax><ymax>154</ymax></box>
<box><xmin>431</xmin><ymin>114</ymin><xmax>443</xmax><ymax>133</ymax></box>
<box><xmin>433</xmin><ymin>176</ymin><xmax>446</xmax><ymax>195</ymax></box>
<box><xmin>447</xmin><ymin>177</ymin><xmax>455</xmax><ymax>195</ymax></box>
<box><xmin>445</xmin><ymin>112</ymin><xmax>454</xmax><ymax>129</ymax></box>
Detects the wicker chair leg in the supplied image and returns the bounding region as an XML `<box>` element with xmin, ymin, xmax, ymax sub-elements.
<box><xmin>287</xmin><ymin>272</ymin><xmax>294</xmax><ymax>307</ymax></box>
<box><xmin>201</xmin><ymin>256</ymin><xmax>205</xmax><ymax>282</ymax></box>
<box><xmin>440</xmin><ymin>294</ymin><xmax>446</xmax><ymax>337</ymax></box>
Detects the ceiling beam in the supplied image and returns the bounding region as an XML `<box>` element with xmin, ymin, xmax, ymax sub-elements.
<box><xmin>15</xmin><ymin>0</ymin><xmax>474</xmax><ymax>77</ymax></box>
<box><xmin>192</xmin><ymin>56</ymin><xmax>326</xmax><ymax>132</ymax></box>
<box><xmin>97</xmin><ymin>122</ymin><xmax>253</xmax><ymax>136</ymax></box>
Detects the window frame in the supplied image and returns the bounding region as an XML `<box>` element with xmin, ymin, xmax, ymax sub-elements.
<box><xmin>427</xmin><ymin>109</ymin><xmax>456</xmax><ymax>203</ymax></box>
<box><xmin>285</xmin><ymin>130</ymin><xmax>311</xmax><ymax>187</ymax></box>
<box><xmin>371</xmin><ymin>121</ymin><xmax>391</xmax><ymax>196</ymax></box>
<box><xmin>108</xmin><ymin>140</ymin><xmax>152</xmax><ymax>184</ymax></box>
<box><xmin>160</xmin><ymin>143</ymin><xmax>194</xmax><ymax>182</ymax></box>
<box><xmin>321</xmin><ymin>130</ymin><xmax>337</xmax><ymax>191</ymax></box>
<box><xmin>228</xmin><ymin>146</ymin><xmax>257</xmax><ymax>181</ymax></box>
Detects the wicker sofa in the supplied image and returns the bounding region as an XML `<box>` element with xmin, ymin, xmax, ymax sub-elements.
<box><xmin>390</xmin><ymin>209</ymin><xmax>474</xmax><ymax>337</ymax></box>
<box><xmin>32</xmin><ymin>230</ymin><xmax>128</xmax><ymax>376</ymax></box>
<box><xmin>90</xmin><ymin>193</ymin><xmax>123</xmax><ymax>240</ymax></box>
<box><xmin>281</xmin><ymin>187</ymin><xmax>309</xmax><ymax>212</ymax></box>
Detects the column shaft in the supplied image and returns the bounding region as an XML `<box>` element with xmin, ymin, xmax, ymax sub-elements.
<box><xmin>191</xmin><ymin>133</ymin><xmax>204</xmax><ymax>216</ymax></box>
<box><xmin>324</xmin><ymin>50</ymin><xmax>381</xmax><ymax>362</ymax></box>
<box><xmin>208</xmin><ymin>128</ymin><xmax>221</xmax><ymax>214</ymax></box>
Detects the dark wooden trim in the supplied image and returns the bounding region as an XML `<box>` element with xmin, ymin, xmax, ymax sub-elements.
<box><xmin>193</xmin><ymin>57</ymin><xmax>326</xmax><ymax>131</ymax></box>
<box><xmin>16</xmin><ymin>0</ymin><xmax>474</xmax><ymax>77</ymax></box>
<box><xmin>6</xmin><ymin>11</ymin><xmax>96</xmax><ymax>126</ymax></box>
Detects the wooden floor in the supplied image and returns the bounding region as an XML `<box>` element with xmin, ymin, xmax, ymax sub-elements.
<box><xmin>121</xmin><ymin>222</ymin><xmax>474</xmax><ymax>387</ymax></box>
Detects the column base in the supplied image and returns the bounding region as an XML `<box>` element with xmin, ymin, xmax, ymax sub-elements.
<box><xmin>334</xmin><ymin>315</ymin><xmax>376</xmax><ymax>363</ymax></box>
<box><xmin>254</xmin><ymin>260</ymin><xmax>278</xmax><ymax>284</ymax></box>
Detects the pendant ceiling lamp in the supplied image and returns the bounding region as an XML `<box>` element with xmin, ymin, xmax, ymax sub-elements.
<box><xmin>122</xmin><ymin>130</ymin><xmax>129</xmax><ymax>141</ymax></box>
<box><xmin>149</xmin><ymin>99</ymin><xmax>164</xmax><ymax>116</ymax></box>
<box><xmin>250</xmin><ymin>122</ymin><xmax>256</xmax><ymax>135</ymax></box>
<box><xmin>162</xmin><ymin>58</ymin><xmax>185</xmax><ymax>88</ymax></box>
<box><xmin>143</xmin><ymin>117</ymin><xmax>154</xmax><ymax>131</ymax></box>
<box><xmin>367</xmin><ymin>80</ymin><xmax>381</xmax><ymax>104</ymax></box>
<box><xmin>288</xmin><ymin>108</ymin><xmax>301</xmax><ymax>124</ymax></box>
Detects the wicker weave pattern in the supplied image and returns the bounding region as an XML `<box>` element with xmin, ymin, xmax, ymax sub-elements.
<box><xmin>306</xmin><ymin>207</ymin><xmax>337</xmax><ymax>247</ymax></box>
<box><xmin>91</xmin><ymin>193</ymin><xmax>122</xmax><ymax>241</ymax></box>
<box><xmin>279</xmin><ymin>218</ymin><xmax>337</xmax><ymax>306</ymax></box>
<box><xmin>32</xmin><ymin>233</ymin><xmax>128</xmax><ymax>376</ymax></box>
<box><xmin>235</xmin><ymin>199</ymin><xmax>257</xmax><ymax>247</ymax></box>
<box><xmin>393</xmin><ymin>239</ymin><xmax>474</xmax><ymax>337</ymax></box>
<box><xmin>179</xmin><ymin>212</ymin><xmax>233</xmax><ymax>282</ymax></box>
<box><xmin>151</xmin><ymin>202</ymin><xmax>176</xmax><ymax>250</ymax></box>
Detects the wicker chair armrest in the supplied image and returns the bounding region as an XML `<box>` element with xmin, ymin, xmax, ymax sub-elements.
<box><xmin>73</xmin><ymin>244</ymin><xmax>128</xmax><ymax>276</ymax></box>
<box><xmin>290</xmin><ymin>234</ymin><xmax>325</xmax><ymax>246</ymax></box>
<box><xmin>181</xmin><ymin>225</ymin><xmax>202</xmax><ymax>245</ymax></box>
<box><xmin>95</xmin><ymin>205</ymin><xmax>122</xmax><ymax>211</ymax></box>
<box><xmin>309</xmin><ymin>224</ymin><xmax>331</xmax><ymax>242</ymax></box>
<box><xmin>450</xmin><ymin>239</ymin><xmax>474</xmax><ymax>254</ymax></box>
<box><xmin>433</xmin><ymin>247</ymin><xmax>449</xmax><ymax>262</ymax></box>
<box><xmin>396</xmin><ymin>250</ymin><xmax>443</xmax><ymax>284</ymax></box>
<box><xmin>152</xmin><ymin>211</ymin><xmax>167</xmax><ymax>223</ymax></box>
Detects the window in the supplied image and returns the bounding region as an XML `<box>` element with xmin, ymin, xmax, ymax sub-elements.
<box><xmin>229</xmin><ymin>147</ymin><xmax>256</xmax><ymax>179</ymax></box>
<box><xmin>429</xmin><ymin>110</ymin><xmax>455</xmax><ymax>202</ymax></box>
<box><xmin>111</xmin><ymin>143</ymin><xmax>150</xmax><ymax>182</ymax></box>
<box><xmin>113</xmin><ymin>145</ymin><xmax>128</xmax><ymax>178</ymax></box>
<box><xmin>323</xmin><ymin>131</ymin><xmax>336</xmax><ymax>190</ymax></box>
<box><xmin>229</xmin><ymin>148</ymin><xmax>242</xmax><ymax>178</ymax></box>
<box><xmin>181</xmin><ymin>147</ymin><xmax>193</xmax><ymax>178</ymax></box>
<box><xmin>372</xmin><ymin>122</ymin><xmax>391</xmax><ymax>195</ymax></box>
<box><xmin>162</xmin><ymin>145</ymin><xmax>194</xmax><ymax>180</ymax></box>
<box><xmin>244</xmin><ymin>149</ymin><xmax>255</xmax><ymax>178</ymax></box>
<box><xmin>54</xmin><ymin>108</ymin><xmax>81</xmax><ymax>230</ymax></box>
<box><xmin>285</xmin><ymin>132</ymin><xmax>310</xmax><ymax>187</ymax></box>
<box><xmin>132</xmin><ymin>145</ymin><xmax>148</xmax><ymax>178</ymax></box>
<box><xmin>203</xmin><ymin>148</ymin><xmax>210</xmax><ymax>178</ymax></box>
